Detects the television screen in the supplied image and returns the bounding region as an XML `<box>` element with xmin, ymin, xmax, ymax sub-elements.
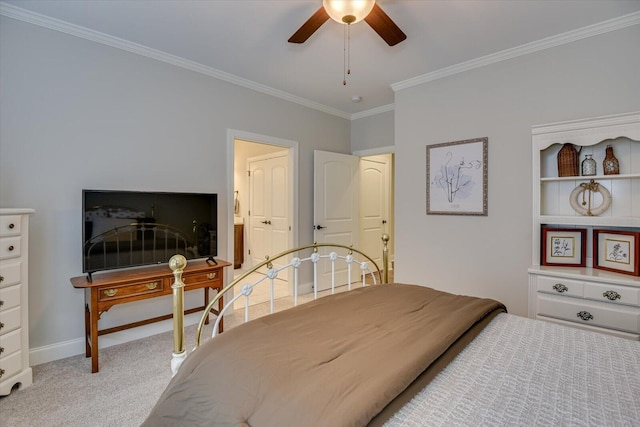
<box><xmin>82</xmin><ymin>190</ymin><xmax>217</xmax><ymax>275</ymax></box>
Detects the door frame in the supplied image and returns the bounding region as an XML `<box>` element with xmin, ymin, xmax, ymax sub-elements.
<box><xmin>227</xmin><ymin>129</ymin><xmax>298</xmax><ymax>285</ymax></box>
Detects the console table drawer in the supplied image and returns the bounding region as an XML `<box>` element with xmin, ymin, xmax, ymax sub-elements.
<box><xmin>0</xmin><ymin>261</ymin><xmax>21</xmax><ymax>288</ymax></box>
<box><xmin>183</xmin><ymin>271</ymin><xmax>222</xmax><ymax>288</ymax></box>
<box><xmin>98</xmin><ymin>280</ymin><xmax>164</xmax><ymax>302</ymax></box>
<box><xmin>0</xmin><ymin>285</ymin><xmax>21</xmax><ymax>312</ymax></box>
<box><xmin>536</xmin><ymin>276</ymin><xmax>583</xmax><ymax>297</ymax></box>
<box><xmin>538</xmin><ymin>294</ymin><xmax>640</xmax><ymax>333</ymax></box>
<box><xmin>583</xmin><ymin>282</ymin><xmax>640</xmax><ymax>307</ymax></box>
<box><xmin>0</xmin><ymin>307</ymin><xmax>21</xmax><ymax>335</ymax></box>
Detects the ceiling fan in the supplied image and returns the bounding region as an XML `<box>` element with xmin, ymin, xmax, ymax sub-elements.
<box><xmin>288</xmin><ymin>0</ymin><xmax>407</xmax><ymax>47</ymax></box>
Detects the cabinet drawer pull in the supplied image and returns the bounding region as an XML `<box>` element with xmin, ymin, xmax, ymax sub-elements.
<box><xmin>552</xmin><ymin>283</ymin><xmax>568</xmax><ymax>293</ymax></box>
<box><xmin>0</xmin><ymin>300</ymin><xmax>3</xmax><ymax>307</ymax></box>
<box><xmin>0</xmin><ymin>322</ymin><xmax>3</xmax><ymax>330</ymax></box>
<box><xmin>602</xmin><ymin>290</ymin><xmax>621</xmax><ymax>301</ymax></box>
<box><xmin>8</xmin><ymin>223</ymin><xmax>15</xmax><ymax>229</ymax></box>
<box><xmin>0</xmin><ymin>368</ymin><xmax>4</xmax><ymax>379</ymax></box>
<box><xmin>145</xmin><ymin>282</ymin><xmax>159</xmax><ymax>290</ymax></box>
<box><xmin>207</xmin><ymin>272</ymin><xmax>217</xmax><ymax>280</ymax></box>
<box><xmin>0</xmin><ymin>275</ymin><xmax>4</xmax><ymax>282</ymax></box>
<box><xmin>8</xmin><ymin>245</ymin><xmax>14</xmax><ymax>252</ymax></box>
<box><xmin>103</xmin><ymin>289</ymin><xmax>118</xmax><ymax>297</ymax></box>
<box><xmin>577</xmin><ymin>311</ymin><xmax>593</xmax><ymax>321</ymax></box>
<box><xmin>0</xmin><ymin>346</ymin><xmax>3</xmax><ymax>355</ymax></box>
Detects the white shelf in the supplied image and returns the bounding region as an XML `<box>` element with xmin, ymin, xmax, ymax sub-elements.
<box><xmin>539</xmin><ymin>216</ymin><xmax>640</xmax><ymax>228</ymax></box>
<box><xmin>540</xmin><ymin>173</ymin><xmax>640</xmax><ymax>182</ymax></box>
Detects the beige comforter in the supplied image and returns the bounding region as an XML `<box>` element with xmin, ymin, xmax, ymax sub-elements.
<box><xmin>143</xmin><ymin>284</ymin><xmax>505</xmax><ymax>426</ymax></box>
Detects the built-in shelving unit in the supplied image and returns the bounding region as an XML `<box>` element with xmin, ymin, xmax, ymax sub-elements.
<box><xmin>528</xmin><ymin>112</ymin><xmax>640</xmax><ymax>340</ymax></box>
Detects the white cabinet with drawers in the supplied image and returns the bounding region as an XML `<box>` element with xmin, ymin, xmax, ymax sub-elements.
<box><xmin>0</xmin><ymin>208</ymin><xmax>34</xmax><ymax>395</ymax></box>
<box><xmin>528</xmin><ymin>112</ymin><xmax>640</xmax><ymax>339</ymax></box>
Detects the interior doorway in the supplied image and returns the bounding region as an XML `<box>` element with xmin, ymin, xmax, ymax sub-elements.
<box><xmin>230</xmin><ymin>131</ymin><xmax>298</xmax><ymax>303</ymax></box>
<box><xmin>312</xmin><ymin>149</ymin><xmax>395</xmax><ymax>291</ymax></box>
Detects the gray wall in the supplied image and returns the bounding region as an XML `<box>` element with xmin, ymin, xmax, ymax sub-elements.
<box><xmin>393</xmin><ymin>25</ymin><xmax>640</xmax><ymax>316</ymax></box>
<box><xmin>0</xmin><ymin>17</ymin><xmax>350</xmax><ymax>362</ymax></box>
<box><xmin>351</xmin><ymin>110</ymin><xmax>394</xmax><ymax>152</ymax></box>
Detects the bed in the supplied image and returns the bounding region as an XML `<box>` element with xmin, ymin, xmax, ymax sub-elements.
<box><xmin>143</xmin><ymin>239</ymin><xmax>640</xmax><ymax>426</ymax></box>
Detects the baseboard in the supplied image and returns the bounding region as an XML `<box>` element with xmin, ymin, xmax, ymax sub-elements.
<box><xmin>29</xmin><ymin>312</ymin><xmax>204</xmax><ymax>366</ymax></box>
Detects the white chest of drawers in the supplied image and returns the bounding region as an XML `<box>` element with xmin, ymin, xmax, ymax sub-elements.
<box><xmin>529</xmin><ymin>267</ymin><xmax>640</xmax><ymax>340</ymax></box>
<box><xmin>0</xmin><ymin>208</ymin><xmax>34</xmax><ymax>395</ymax></box>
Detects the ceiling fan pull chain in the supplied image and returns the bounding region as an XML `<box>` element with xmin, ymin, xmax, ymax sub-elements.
<box><xmin>347</xmin><ymin>23</ymin><xmax>351</xmax><ymax>77</ymax></box>
<box><xmin>343</xmin><ymin>24</ymin><xmax>347</xmax><ymax>85</ymax></box>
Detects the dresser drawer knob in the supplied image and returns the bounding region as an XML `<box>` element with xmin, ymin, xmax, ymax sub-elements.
<box><xmin>8</xmin><ymin>245</ymin><xmax>14</xmax><ymax>252</ymax></box>
<box><xmin>0</xmin><ymin>322</ymin><xmax>3</xmax><ymax>330</ymax></box>
<box><xmin>8</xmin><ymin>223</ymin><xmax>15</xmax><ymax>229</ymax></box>
<box><xmin>0</xmin><ymin>347</ymin><xmax>4</xmax><ymax>355</ymax></box>
<box><xmin>207</xmin><ymin>272</ymin><xmax>217</xmax><ymax>280</ymax></box>
<box><xmin>552</xmin><ymin>283</ymin><xmax>568</xmax><ymax>293</ymax></box>
<box><xmin>0</xmin><ymin>300</ymin><xmax>3</xmax><ymax>307</ymax></box>
<box><xmin>104</xmin><ymin>289</ymin><xmax>118</xmax><ymax>297</ymax></box>
<box><xmin>0</xmin><ymin>368</ymin><xmax>4</xmax><ymax>379</ymax></box>
<box><xmin>577</xmin><ymin>311</ymin><xmax>593</xmax><ymax>321</ymax></box>
<box><xmin>0</xmin><ymin>275</ymin><xmax>4</xmax><ymax>282</ymax></box>
<box><xmin>602</xmin><ymin>290</ymin><xmax>621</xmax><ymax>301</ymax></box>
<box><xmin>146</xmin><ymin>282</ymin><xmax>159</xmax><ymax>290</ymax></box>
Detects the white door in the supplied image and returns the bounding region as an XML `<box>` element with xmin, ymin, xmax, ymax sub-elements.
<box><xmin>359</xmin><ymin>154</ymin><xmax>391</xmax><ymax>270</ymax></box>
<box><xmin>313</xmin><ymin>150</ymin><xmax>359</xmax><ymax>291</ymax></box>
<box><xmin>248</xmin><ymin>152</ymin><xmax>290</xmax><ymax>280</ymax></box>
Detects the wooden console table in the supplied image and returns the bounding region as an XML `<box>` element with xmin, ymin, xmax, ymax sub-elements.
<box><xmin>71</xmin><ymin>258</ymin><xmax>231</xmax><ymax>373</ymax></box>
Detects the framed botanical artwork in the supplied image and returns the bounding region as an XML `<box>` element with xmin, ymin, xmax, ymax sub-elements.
<box><xmin>593</xmin><ymin>229</ymin><xmax>640</xmax><ymax>276</ymax></box>
<box><xmin>426</xmin><ymin>137</ymin><xmax>488</xmax><ymax>216</ymax></box>
<box><xmin>541</xmin><ymin>227</ymin><xmax>586</xmax><ymax>267</ymax></box>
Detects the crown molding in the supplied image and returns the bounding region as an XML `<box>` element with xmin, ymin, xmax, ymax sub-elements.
<box><xmin>350</xmin><ymin>103</ymin><xmax>395</xmax><ymax>120</ymax></box>
<box><xmin>0</xmin><ymin>2</ymin><xmax>351</xmax><ymax>120</ymax></box>
<box><xmin>392</xmin><ymin>11</ymin><xmax>640</xmax><ymax>92</ymax></box>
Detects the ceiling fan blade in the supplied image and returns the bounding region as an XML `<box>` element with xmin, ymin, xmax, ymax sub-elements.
<box><xmin>288</xmin><ymin>7</ymin><xmax>330</xmax><ymax>44</ymax></box>
<box><xmin>364</xmin><ymin>3</ymin><xmax>407</xmax><ymax>46</ymax></box>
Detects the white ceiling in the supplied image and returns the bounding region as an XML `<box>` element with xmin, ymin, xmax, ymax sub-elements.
<box><xmin>3</xmin><ymin>0</ymin><xmax>640</xmax><ymax>118</ymax></box>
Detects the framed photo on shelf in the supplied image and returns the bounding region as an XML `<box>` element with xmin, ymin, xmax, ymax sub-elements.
<box><xmin>541</xmin><ymin>227</ymin><xmax>586</xmax><ymax>267</ymax></box>
<box><xmin>426</xmin><ymin>137</ymin><xmax>488</xmax><ymax>216</ymax></box>
<box><xmin>593</xmin><ymin>229</ymin><xmax>640</xmax><ymax>276</ymax></box>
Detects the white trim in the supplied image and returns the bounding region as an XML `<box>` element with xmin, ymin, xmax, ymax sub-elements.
<box><xmin>392</xmin><ymin>11</ymin><xmax>640</xmax><ymax>92</ymax></box>
<box><xmin>0</xmin><ymin>2</ymin><xmax>349</xmax><ymax>120</ymax></box>
<box><xmin>350</xmin><ymin>104</ymin><xmax>395</xmax><ymax>120</ymax></box>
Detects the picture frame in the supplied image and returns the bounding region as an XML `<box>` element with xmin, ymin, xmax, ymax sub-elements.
<box><xmin>541</xmin><ymin>227</ymin><xmax>586</xmax><ymax>267</ymax></box>
<box><xmin>426</xmin><ymin>137</ymin><xmax>488</xmax><ymax>215</ymax></box>
<box><xmin>593</xmin><ymin>229</ymin><xmax>640</xmax><ymax>276</ymax></box>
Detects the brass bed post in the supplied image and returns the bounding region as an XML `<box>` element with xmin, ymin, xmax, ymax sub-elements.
<box><xmin>169</xmin><ymin>255</ymin><xmax>187</xmax><ymax>376</ymax></box>
<box><xmin>382</xmin><ymin>234</ymin><xmax>389</xmax><ymax>284</ymax></box>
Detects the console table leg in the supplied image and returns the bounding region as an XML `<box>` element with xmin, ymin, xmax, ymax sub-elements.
<box><xmin>89</xmin><ymin>289</ymin><xmax>99</xmax><ymax>373</ymax></box>
<box><xmin>84</xmin><ymin>303</ymin><xmax>91</xmax><ymax>357</ymax></box>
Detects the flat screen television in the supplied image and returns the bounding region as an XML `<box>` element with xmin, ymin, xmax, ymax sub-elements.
<box><xmin>82</xmin><ymin>189</ymin><xmax>217</xmax><ymax>277</ymax></box>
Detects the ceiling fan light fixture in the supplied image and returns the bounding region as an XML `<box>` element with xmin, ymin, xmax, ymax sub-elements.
<box><xmin>323</xmin><ymin>0</ymin><xmax>375</xmax><ymax>25</ymax></box>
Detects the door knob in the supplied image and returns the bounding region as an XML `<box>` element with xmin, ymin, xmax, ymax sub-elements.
<box><xmin>315</xmin><ymin>225</ymin><xmax>326</xmax><ymax>230</ymax></box>
<box><xmin>261</xmin><ymin>220</ymin><xmax>272</xmax><ymax>225</ymax></box>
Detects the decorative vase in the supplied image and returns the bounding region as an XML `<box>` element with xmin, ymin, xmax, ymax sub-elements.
<box><xmin>581</xmin><ymin>154</ymin><xmax>596</xmax><ymax>176</ymax></box>
<box><xmin>557</xmin><ymin>143</ymin><xmax>580</xmax><ymax>177</ymax></box>
<box><xmin>603</xmin><ymin>145</ymin><xmax>620</xmax><ymax>175</ymax></box>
